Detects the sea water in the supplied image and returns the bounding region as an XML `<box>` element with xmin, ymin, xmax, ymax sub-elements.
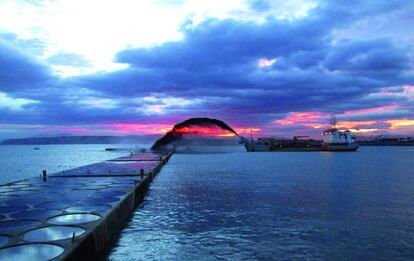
<box><xmin>110</xmin><ymin>146</ymin><xmax>414</xmax><ymax>260</ymax></box>
<box><xmin>0</xmin><ymin>144</ymin><xmax>138</xmax><ymax>184</ymax></box>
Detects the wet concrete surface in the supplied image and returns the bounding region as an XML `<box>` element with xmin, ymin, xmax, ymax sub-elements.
<box><xmin>0</xmin><ymin>151</ymin><xmax>173</xmax><ymax>260</ymax></box>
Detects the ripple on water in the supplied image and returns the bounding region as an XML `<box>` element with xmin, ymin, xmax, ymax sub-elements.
<box><xmin>0</xmin><ymin>236</ymin><xmax>9</xmax><ymax>247</ymax></box>
<box><xmin>109</xmin><ymin>149</ymin><xmax>414</xmax><ymax>260</ymax></box>
<box><xmin>0</xmin><ymin>220</ymin><xmax>41</xmax><ymax>234</ymax></box>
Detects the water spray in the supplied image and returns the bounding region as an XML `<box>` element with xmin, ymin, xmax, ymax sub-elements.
<box><xmin>151</xmin><ymin>117</ymin><xmax>239</xmax><ymax>150</ymax></box>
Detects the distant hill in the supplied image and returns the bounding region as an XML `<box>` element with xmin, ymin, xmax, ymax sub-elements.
<box><xmin>0</xmin><ymin>135</ymin><xmax>159</xmax><ymax>145</ymax></box>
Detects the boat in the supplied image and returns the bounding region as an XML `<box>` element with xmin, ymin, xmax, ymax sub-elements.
<box><xmin>322</xmin><ymin>129</ymin><xmax>359</xmax><ymax>151</ymax></box>
<box><xmin>240</xmin><ymin>115</ymin><xmax>359</xmax><ymax>152</ymax></box>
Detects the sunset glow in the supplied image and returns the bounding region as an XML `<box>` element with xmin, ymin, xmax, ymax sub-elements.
<box><xmin>175</xmin><ymin>126</ymin><xmax>236</xmax><ymax>137</ymax></box>
<box><xmin>336</xmin><ymin>121</ymin><xmax>377</xmax><ymax>129</ymax></box>
<box><xmin>275</xmin><ymin>112</ymin><xmax>327</xmax><ymax>126</ymax></box>
<box><xmin>171</xmin><ymin>126</ymin><xmax>261</xmax><ymax>137</ymax></box>
<box><xmin>258</xmin><ymin>58</ymin><xmax>277</xmax><ymax>67</ymax></box>
<box><xmin>386</xmin><ymin>119</ymin><xmax>414</xmax><ymax>129</ymax></box>
<box><xmin>105</xmin><ymin>123</ymin><xmax>174</xmax><ymax>135</ymax></box>
<box><xmin>343</xmin><ymin>105</ymin><xmax>398</xmax><ymax>115</ymax></box>
<box><xmin>273</xmin><ymin>111</ymin><xmax>414</xmax><ymax>136</ymax></box>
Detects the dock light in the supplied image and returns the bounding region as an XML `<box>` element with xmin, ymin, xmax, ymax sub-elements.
<box><xmin>42</xmin><ymin>170</ymin><xmax>47</xmax><ymax>182</ymax></box>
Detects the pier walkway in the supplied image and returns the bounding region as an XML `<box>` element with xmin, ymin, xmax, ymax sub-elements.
<box><xmin>0</xmin><ymin>150</ymin><xmax>173</xmax><ymax>260</ymax></box>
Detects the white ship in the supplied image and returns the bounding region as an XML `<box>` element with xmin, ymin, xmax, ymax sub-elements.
<box><xmin>322</xmin><ymin>128</ymin><xmax>359</xmax><ymax>151</ymax></box>
<box><xmin>240</xmin><ymin>115</ymin><xmax>359</xmax><ymax>152</ymax></box>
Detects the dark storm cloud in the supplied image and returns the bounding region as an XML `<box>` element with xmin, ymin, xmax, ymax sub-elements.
<box><xmin>323</xmin><ymin>39</ymin><xmax>411</xmax><ymax>72</ymax></box>
<box><xmin>62</xmin><ymin>0</ymin><xmax>414</xmax><ymax>129</ymax></box>
<box><xmin>116</xmin><ymin>18</ymin><xmax>327</xmax><ymax>70</ymax></box>
<box><xmin>0</xmin><ymin>0</ymin><xmax>413</xmax><ymax>132</ymax></box>
<box><xmin>0</xmin><ymin>36</ymin><xmax>54</xmax><ymax>92</ymax></box>
<box><xmin>89</xmin><ymin>0</ymin><xmax>412</xmax><ymax>108</ymax></box>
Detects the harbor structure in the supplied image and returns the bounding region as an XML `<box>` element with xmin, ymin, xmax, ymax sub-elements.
<box><xmin>0</xmin><ymin>150</ymin><xmax>173</xmax><ymax>260</ymax></box>
<box><xmin>240</xmin><ymin>115</ymin><xmax>359</xmax><ymax>152</ymax></box>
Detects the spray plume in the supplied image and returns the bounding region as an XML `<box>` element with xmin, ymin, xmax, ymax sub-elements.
<box><xmin>151</xmin><ymin>117</ymin><xmax>239</xmax><ymax>150</ymax></box>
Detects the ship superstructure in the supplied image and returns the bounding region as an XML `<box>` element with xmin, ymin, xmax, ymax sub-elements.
<box><xmin>321</xmin><ymin>115</ymin><xmax>359</xmax><ymax>151</ymax></box>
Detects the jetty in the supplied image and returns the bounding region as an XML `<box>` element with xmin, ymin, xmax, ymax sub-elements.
<box><xmin>0</xmin><ymin>150</ymin><xmax>174</xmax><ymax>260</ymax></box>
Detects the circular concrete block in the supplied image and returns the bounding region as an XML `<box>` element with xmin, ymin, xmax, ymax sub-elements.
<box><xmin>47</xmin><ymin>213</ymin><xmax>100</xmax><ymax>225</ymax></box>
<box><xmin>0</xmin><ymin>244</ymin><xmax>64</xmax><ymax>260</ymax></box>
<box><xmin>23</xmin><ymin>226</ymin><xmax>85</xmax><ymax>242</ymax></box>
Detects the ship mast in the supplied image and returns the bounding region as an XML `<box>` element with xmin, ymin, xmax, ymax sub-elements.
<box><xmin>329</xmin><ymin>114</ymin><xmax>337</xmax><ymax>129</ymax></box>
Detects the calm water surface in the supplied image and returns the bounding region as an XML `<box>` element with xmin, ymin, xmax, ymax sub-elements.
<box><xmin>0</xmin><ymin>144</ymin><xmax>136</xmax><ymax>184</ymax></box>
<box><xmin>110</xmin><ymin>147</ymin><xmax>414</xmax><ymax>260</ymax></box>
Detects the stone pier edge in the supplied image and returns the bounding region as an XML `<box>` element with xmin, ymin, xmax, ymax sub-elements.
<box><xmin>59</xmin><ymin>151</ymin><xmax>174</xmax><ymax>260</ymax></box>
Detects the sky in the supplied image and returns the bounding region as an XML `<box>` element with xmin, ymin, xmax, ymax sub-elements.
<box><xmin>0</xmin><ymin>0</ymin><xmax>413</xmax><ymax>139</ymax></box>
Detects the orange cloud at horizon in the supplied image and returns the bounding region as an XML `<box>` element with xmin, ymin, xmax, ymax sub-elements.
<box><xmin>386</xmin><ymin>119</ymin><xmax>414</xmax><ymax>129</ymax></box>
<box><xmin>234</xmin><ymin>128</ymin><xmax>262</xmax><ymax>134</ymax></box>
<box><xmin>101</xmin><ymin>122</ymin><xmax>263</xmax><ymax>137</ymax></box>
<box><xmin>348</xmin><ymin>128</ymin><xmax>379</xmax><ymax>133</ymax></box>
<box><xmin>336</xmin><ymin>120</ymin><xmax>377</xmax><ymax>129</ymax></box>
<box><xmin>174</xmin><ymin>126</ymin><xmax>262</xmax><ymax>137</ymax></box>
<box><xmin>175</xmin><ymin>126</ymin><xmax>233</xmax><ymax>136</ymax></box>
<box><xmin>274</xmin><ymin>111</ymin><xmax>389</xmax><ymax>135</ymax></box>
<box><xmin>78</xmin><ymin>116</ymin><xmax>414</xmax><ymax>138</ymax></box>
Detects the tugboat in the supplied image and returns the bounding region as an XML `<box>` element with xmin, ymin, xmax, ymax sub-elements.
<box><xmin>240</xmin><ymin>115</ymin><xmax>359</xmax><ymax>152</ymax></box>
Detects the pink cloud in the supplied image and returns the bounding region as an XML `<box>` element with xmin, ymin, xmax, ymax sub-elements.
<box><xmin>42</xmin><ymin>126</ymin><xmax>94</xmax><ymax>135</ymax></box>
<box><xmin>343</xmin><ymin>105</ymin><xmax>398</xmax><ymax>115</ymax></box>
<box><xmin>101</xmin><ymin>122</ymin><xmax>174</xmax><ymax>135</ymax></box>
<box><xmin>275</xmin><ymin>112</ymin><xmax>328</xmax><ymax>126</ymax></box>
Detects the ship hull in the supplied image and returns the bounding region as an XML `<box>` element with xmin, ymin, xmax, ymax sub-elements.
<box><xmin>324</xmin><ymin>143</ymin><xmax>359</xmax><ymax>151</ymax></box>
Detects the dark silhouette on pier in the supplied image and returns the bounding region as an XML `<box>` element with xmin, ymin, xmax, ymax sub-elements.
<box><xmin>151</xmin><ymin>117</ymin><xmax>239</xmax><ymax>150</ymax></box>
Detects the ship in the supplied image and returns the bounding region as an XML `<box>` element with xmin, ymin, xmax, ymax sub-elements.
<box><xmin>239</xmin><ymin>115</ymin><xmax>359</xmax><ymax>152</ymax></box>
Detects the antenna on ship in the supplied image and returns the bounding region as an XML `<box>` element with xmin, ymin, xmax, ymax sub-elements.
<box><xmin>250</xmin><ymin>128</ymin><xmax>253</xmax><ymax>140</ymax></box>
<box><xmin>329</xmin><ymin>114</ymin><xmax>337</xmax><ymax>129</ymax></box>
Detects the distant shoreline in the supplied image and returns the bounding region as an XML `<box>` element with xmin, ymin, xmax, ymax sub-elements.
<box><xmin>1</xmin><ymin>135</ymin><xmax>413</xmax><ymax>146</ymax></box>
<box><xmin>0</xmin><ymin>135</ymin><xmax>158</xmax><ymax>145</ymax></box>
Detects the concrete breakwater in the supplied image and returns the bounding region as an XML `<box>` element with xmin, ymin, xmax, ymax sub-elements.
<box><xmin>0</xmin><ymin>150</ymin><xmax>174</xmax><ymax>260</ymax></box>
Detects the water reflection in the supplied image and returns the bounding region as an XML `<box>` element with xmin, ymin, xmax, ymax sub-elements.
<box><xmin>48</xmin><ymin>214</ymin><xmax>100</xmax><ymax>225</ymax></box>
<box><xmin>0</xmin><ymin>236</ymin><xmax>8</xmax><ymax>247</ymax></box>
<box><xmin>110</xmin><ymin>147</ymin><xmax>414</xmax><ymax>260</ymax></box>
<box><xmin>0</xmin><ymin>220</ymin><xmax>41</xmax><ymax>233</ymax></box>
<box><xmin>0</xmin><ymin>244</ymin><xmax>64</xmax><ymax>260</ymax></box>
<box><xmin>23</xmin><ymin>226</ymin><xmax>85</xmax><ymax>242</ymax></box>
<box><xmin>66</xmin><ymin>204</ymin><xmax>111</xmax><ymax>213</ymax></box>
<box><xmin>12</xmin><ymin>209</ymin><xmax>61</xmax><ymax>220</ymax></box>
